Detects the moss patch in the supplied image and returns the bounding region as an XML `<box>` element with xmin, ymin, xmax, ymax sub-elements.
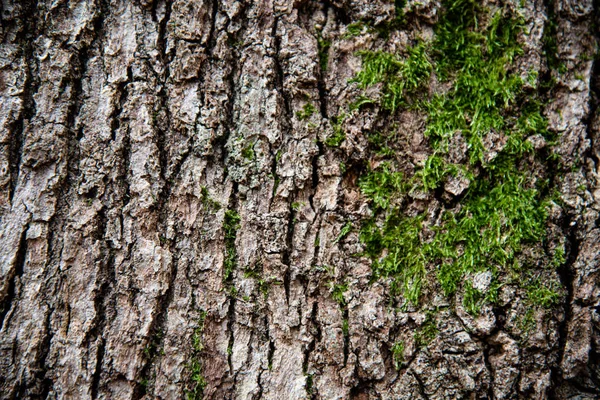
<box><xmin>223</xmin><ymin>210</ymin><xmax>241</xmax><ymax>282</ymax></box>
<box><xmin>187</xmin><ymin>311</ymin><xmax>208</xmax><ymax>400</ymax></box>
<box><xmin>352</xmin><ymin>0</ymin><xmax>563</xmax><ymax>313</ymax></box>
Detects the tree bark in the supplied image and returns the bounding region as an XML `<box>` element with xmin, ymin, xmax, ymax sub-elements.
<box><xmin>0</xmin><ymin>0</ymin><xmax>598</xmax><ymax>399</ymax></box>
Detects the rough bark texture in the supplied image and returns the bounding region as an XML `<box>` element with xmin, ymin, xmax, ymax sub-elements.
<box><xmin>0</xmin><ymin>0</ymin><xmax>599</xmax><ymax>399</ymax></box>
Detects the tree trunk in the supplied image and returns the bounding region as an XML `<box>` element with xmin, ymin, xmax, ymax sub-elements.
<box><xmin>0</xmin><ymin>0</ymin><xmax>598</xmax><ymax>399</ymax></box>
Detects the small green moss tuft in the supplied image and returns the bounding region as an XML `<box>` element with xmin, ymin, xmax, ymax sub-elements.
<box><xmin>463</xmin><ymin>280</ymin><xmax>483</xmax><ymax>315</ymax></box>
<box><xmin>344</xmin><ymin>21</ymin><xmax>370</xmax><ymax>38</ymax></box>
<box><xmin>518</xmin><ymin>307</ymin><xmax>536</xmax><ymax>336</ymax></box>
<box><xmin>331</xmin><ymin>282</ymin><xmax>348</xmax><ymax>306</ymax></box>
<box><xmin>325</xmin><ymin>114</ymin><xmax>347</xmax><ymax>147</ymax></box>
<box><xmin>291</xmin><ymin>201</ymin><xmax>305</xmax><ymax>211</ymax></box>
<box><xmin>241</xmin><ymin>142</ymin><xmax>255</xmax><ymax>161</ymax></box>
<box><xmin>526</xmin><ymin>278</ymin><xmax>561</xmax><ymax>307</ymax></box>
<box><xmin>551</xmin><ymin>245</ymin><xmax>566</xmax><ymax>268</ymax></box>
<box><xmin>358</xmin><ymin>163</ymin><xmax>409</xmax><ymax>210</ymax></box>
<box><xmin>306</xmin><ymin>373</ymin><xmax>314</xmax><ymax>395</ymax></box>
<box><xmin>541</xmin><ymin>2</ymin><xmax>565</xmax><ymax>73</ymax></box>
<box><xmin>342</xmin><ymin>318</ymin><xmax>350</xmax><ymax>336</ymax></box>
<box><xmin>296</xmin><ymin>103</ymin><xmax>316</xmax><ymax>121</ymax></box>
<box><xmin>201</xmin><ymin>186</ymin><xmax>222</xmax><ymax>212</ymax></box>
<box><xmin>317</xmin><ymin>33</ymin><xmax>331</xmax><ymax>71</ymax></box>
<box><xmin>186</xmin><ymin>359</ymin><xmax>207</xmax><ymax>400</ymax></box>
<box><xmin>187</xmin><ymin>311</ymin><xmax>208</xmax><ymax>400</ymax></box>
<box><xmin>223</xmin><ymin>210</ymin><xmax>241</xmax><ymax>282</ymax></box>
<box><xmin>192</xmin><ymin>311</ymin><xmax>207</xmax><ymax>352</ymax></box>
<box><xmin>391</xmin><ymin>341</ymin><xmax>405</xmax><ymax>369</ymax></box>
<box><xmin>352</xmin><ymin>42</ymin><xmax>432</xmax><ymax>112</ymax></box>
<box><xmin>414</xmin><ymin>312</ymin><xmax>438</xmax><ymax>347</ymax></box>
<box><xmin>334</xmin><ymin>221</ymin><xmax>353</xmax><ymax>244</ymax></box>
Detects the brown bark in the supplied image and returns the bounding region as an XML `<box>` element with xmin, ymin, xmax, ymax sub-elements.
<box><xmin>0</xmin><ymin>0</ymin><xmax>598</xmax><ymax>399</ymax></box>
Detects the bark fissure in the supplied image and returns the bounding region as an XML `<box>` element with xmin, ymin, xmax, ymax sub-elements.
<box><xmin>226</xmin><ymin>296</ymin><xmax>236</xmax><ymax>375</ymax></box>
<box><xmin>271</xmin><ymin>15</ymin><xmax>296</xmax><ymax>307</ymax></box>
<box><xmin>254</xmin><ymin>368</ymin><xmax>265</xmax><ymax>400</ymax></box>
<box><xmin>303</xmin><ymin>302</ymin><xmax>318</xmax><ymax>375</ymax></box>
<box><xmin>481</xmin><ymin>339</ymin><xmax>495</xmax><ymax>399</ymax></box>
<box><xmin>412</xmin><ymin>371</ymin><xmax>430</xmax><ymax>400</ymax></box>
<box><xmin>342</xmin><ymin>305</ymin><xmax>350</xmax><ymax>367</ymax></box>
<box><xmin>8</xmin><ymin>0</ymin><xmax>38</xmax><ymax>204</ymax></box>
<box><xmin>137</xmin><ymin>4</ymin><xmax>180</xmax><ymax>387</ymax></box>
<box><xmin>35</xmin><ymin>308</ymin><xmax>55</xmax><ymax>399</ymax></box>
<box><xmin>90</xmin><ymin>337</ymin><xmax>106</xmax><ymax>400</ymax></box>
<box><xmin>47</xmin><ymin>12</ymin><xmax>99</xmax><ymax>271</ymax></box>
<box><xmin>206</xmin><ymin>0</ymin><xmax>219</xmax><ymax>52</ymax></box>
<box><xmin>0</xmin><ymin>225</ymin><xmax>28</xmax><ymax>332</ymax></box>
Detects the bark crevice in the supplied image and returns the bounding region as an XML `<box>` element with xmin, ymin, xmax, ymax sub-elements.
<box><xmin>0</xmin><ymin>225</ymin><xmax>28</xmax><ymax>332</ymax></box>
<box><xmin>8</xmin><ymin>0</ymin><xmax>39</xmax><ymax>204</ymax></box>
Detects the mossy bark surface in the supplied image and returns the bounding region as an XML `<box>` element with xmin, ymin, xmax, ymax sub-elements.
<box><xmin>0</xmin><ymin>0</ymin><xmax>599</xmax><ymax>399</ymax></box>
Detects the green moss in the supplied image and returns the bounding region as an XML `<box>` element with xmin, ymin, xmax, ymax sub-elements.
<box><xmin>391</xmin><ymin>341</ymin><xmax>405</xmax><ymax>369</ymax></box>
<box><xmin>186</xmin><ymin>359</ymin><xmax>207</xmax><ymax>400</ymax></box>
<box><xmin>518</xmin><ymin>308</ymin><xmax>537</xmax><ymax>337</ymax></box>
<box><xmin>305</xmin><ymin>373</ymin><xmax>314</xmax><ymax>395</ymax></box>
<box><xmin>187</xmin><ymin>311</ymin><xmax>208</xmax><ymax>400</ymax></box>
<box><xmin>394</xmin><ymin>0</ymin><xmax>407</xmax><ymax>16</ymax></box>
<box><xmin>223</xmin><ymin>210</ymin><xmax>241</xmax><ymax>282</ymax></box>
<box><xmin>358</xmin><ymin>163</ymin><xmax>409</xmax><ymax>210</ymax></box>
<box><xmin>344</xmin><ymin>21</ymin><xmax>370</xmax><ymax>38</ymax></box>
<box><xmin>342</xmin><ymin>318</ymin><xmax>350</xmax><ymax>336</ymax></box>
<box><xmin>414</xmin><ymin>312</ymin><xmax>438</xmax><ymax>347</ymax></box>
<box><xmin>317</xmin><ymin>33</ymin><xmax>331</xmax><ymax>71</ymax></box>
<box><xmin>349</xmin><ymin>95</ymin><xmax>376</xmax><ymax>112</ymax></box>
<box><xmin>241</xmin><ymin>142</ymin><xmax>255</xmax><ymax>161</ymax></box>
<box><xmin>518</xmin><ymin>307</ymin><xmax>536</xmax><ymax>335</ymax></box>
<box><xmin>325</xmin><ymin>114</ymin><xmax>347</xmax><ymax>147</ymax></box>
<box><xmin>334</xmin><ymin>221</ymin><xmax>353</xmax><ymax>244</ymax></box>
<box><xmin>365</xmin><ymin>130</ymin><xmax>396</xmax><ymax>156</ymax></box>
<box><xmin>192</xmin><ymin>311</ymin><xmax>207</xmax><ymax>352</ymax></box>
<box><xmin>143</xmin><ymin>329</ymin><xmax>164</xmax><ymax>361</ymax></box>
<box><xmin>541</xmin><ymin>2</ymin><xmax>565</xmax><ymax>73</ymax></box>
<box><xmin>291</xmin><ymin>201</ymin><xmax>305</xmax><ymax>211</ymax></box>
<box><xmin>352</xmin><ymin>41</ymin><xmax>432</xmax><ymax>112</ymax></box>
<box><xmin>551</xmin><ymin>245</ymin><xmax>566</xmax><ymax>268</ymax></box>
<box><xmin>331</xmin><ymin>282</ymin><xmax>348</xmax><ymax>306</ymax></box>
<box><xmin>425</xmin><ymin>3</ymin><xmax>525</xmax><ymax>164</ymax></box>
<box><xmin>296</xmin><ymin>103</ymin><xmax>316</xmax><ymax>121</ymax></box>
<box><xmin>361</xmin><ymin>213</ymin><xmax>426</xmax><ymax>304</ymax></box>
<box><xmin>414</xmin><ymin>155</ymin><xmax>459</xmax><ymax>192</ymax></box>
<box><xmin>201</xmin><ymin>186</ymin><xmax>222</xmax><ymax>212</ymax></box>
<box><xmin>526</xmin><ymin>278</ymin><xmax>561</xmax><ymax>307</ymax></box>
<box><xmin>425</xmin><ymin>170</ymin><xmax>548</xmax><ymax>298</ymax></box>
<box><xmin>352</xmin><ymin>0</ymin><xmax>561</xmax><ymax>313</ymax></box>
<box><xmin>463</xmin><ymin>280</ymin><xmax>483</xmax><ymax>315</ymax></box>
<box><xmin>271</xmin><ymin>174</ymin><xmax>281</xmax><ymax>197</ymax></box>
<box><xmin>258</xmin><ymin>278</ymin><xmax>270</xmax><ymax>299</ymax></box>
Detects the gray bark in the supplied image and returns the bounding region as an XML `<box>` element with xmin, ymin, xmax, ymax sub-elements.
<box><xmin>0</xmin><ymin>0</ymin><xmax>598</xmax><ymax>399</ymax></box>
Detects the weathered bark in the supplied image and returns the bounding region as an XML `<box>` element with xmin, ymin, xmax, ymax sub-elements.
<box><xmin>0</xmin><ymin>0</ymin><xmax>598</xmax><ymax>399</ymax></box>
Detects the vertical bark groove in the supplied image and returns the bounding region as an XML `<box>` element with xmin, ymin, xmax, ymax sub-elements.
<box><xmin>0</xmin><ymin>226</ymin><xmax>27</xmax><ymax>332</ymax></box>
